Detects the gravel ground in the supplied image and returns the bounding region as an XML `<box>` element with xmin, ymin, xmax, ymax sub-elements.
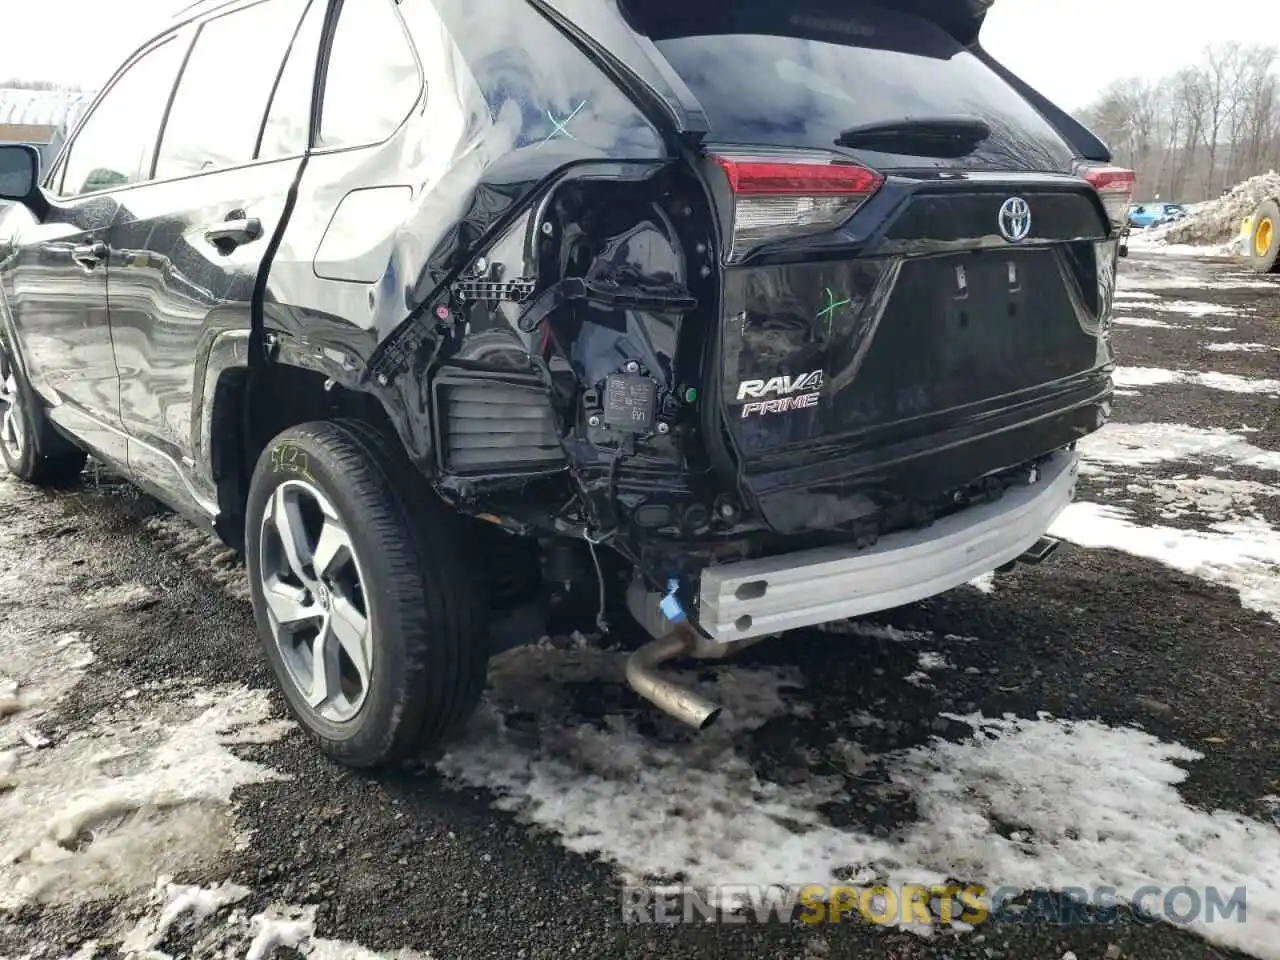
<box><xmin>1</xmin><ymin>248</ymin><xmax>1278</xmax><ymax>960</ymax></box>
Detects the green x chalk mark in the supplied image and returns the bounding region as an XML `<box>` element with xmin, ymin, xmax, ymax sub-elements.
<box><xmin>817</xmin><ymin>287</ymin><xmax>851</xmax><ymax>319</ymax></box>
<box><xmin>817</xmin><ymin>287</ymin><xmax>852</xmax><ymax>336</ymax></box>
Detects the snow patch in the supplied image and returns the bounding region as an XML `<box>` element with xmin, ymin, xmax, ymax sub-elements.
<box><xmin>113</xmin><ymin>890</ymin><xmax>428</xmax><ymax>960</ymax></box>
<box><xmin>440</xmin><ymin>649</ymin><xmax>834</xmax><ymax>889</ymax></box>
<box><xmin>1119</xmin><ymin>275</ymin><xmax>1274</xmax><ymax>292</ymax></box>
<box><xmin>1113</xmin><ymin>316</ymin><xmax>1176</xmax><ymax>329</ymax></box>
<box><xmin>1127</xmin><ymin>476</ymin><xmax>1280</xmax><ymax>521</ymax></box>
<box><xmin>968</xmin><ymin>572</ymin><xmax>995</xmax><ymax>594</ymax></box>
<box><xmin>122</xmin><ymin>877</ymin><xmax>251</xmax><ymax>956</ymax></box>
<box><xmin>1141</xmin><ymin>299</ymin><xmax>1239</xmax><ymax>317</ymax></box>
<box><xmin>245</xmin><ymin>905</ymin><xmax>431</xmax><ymax>960</ymax></box>
<box><xmin>245</xmin><ymin>906</ymin><xmax>315</xmax><ymax>960</ymax></box>
<box><xmin>894</xmin><ymin>714</ymin><xmax>1280</xmax><ymax>960</ymax></box>
<box><xmin>1050</xmin><ymin>502</ymin><xmax>1280</xmax><ymax>621</ymax></box>
<box><xmin>916</xmin><ymin>652</ymin><xmax>953</xmax><ymax>672</ymax></box>
<box><xmin>1119</xmin><ymin>275</ymin><xmax>1209</xmax><ymax>290</ymax></box>
<box><xmin>81</xmin><ymin>583</ymin><xmax>156</xmax><ymax>610</ymax></box>
<box><xmin>817</xmin><ymin>620</ymin><xmax>935</xmax><ymax>643</ymax></box>
<box><xmin>1127</xmin><ymin>230</ymin><xmax>1238</xmax><ymax>257</ymax></box>
<box><xmin>0</xmin><ymin>686</ymin><xmax>292</xmax><ymax>908</ymax></box>
<box><xmin>1127</xmin><ymin>237</ymin><xmax>1236</xmax><ymax>258</ymax></box>
<box><xmin>1077</xmin><ymin>422</ymin><xmax>1280</xmax><ymax>471</ymax></box>
<box><xmin>440</xmin><ymin>646</ymin><xmax>1280</xmax><ymax>958</ymax></box>
<box><xmin>1112</xmin><ymin>367</ymin><xmax>1280</xmax><ymax>395</ymax></box>
<box><xmin>1165</xmin><ymin>171</ymin><xmax>1280</xmax><ymax>246</ymax></box>
<box><xmin>1206</xmin><ymin>342</ymin><xmax>1280</xmax><ymax>353</ymax></box>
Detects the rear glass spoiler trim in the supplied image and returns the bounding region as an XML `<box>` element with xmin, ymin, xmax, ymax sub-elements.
<box><xmin>972</xmin><ymin>44</ymin><xmax>1112</xmax><ymax>162</ymax></box>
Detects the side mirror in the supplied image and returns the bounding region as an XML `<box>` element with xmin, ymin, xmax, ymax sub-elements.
<box><xmin>0</xmin><ymin>144</ymin><xmax>49</xmax><ymax>220</ymax></box>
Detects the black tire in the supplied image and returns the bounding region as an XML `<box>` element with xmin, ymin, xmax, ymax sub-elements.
<box><xmin>244</xmin><ymin>418</ymin><xmax>489</xmax><ymax>768</ymax></box>
<box><xmin>1248</xmin><ymin>200</ymin><xmax>1280</xmax><ymax>274</ymax></box>
<box><xmin>0</xmin><ymin>338</ymin><xmax>87</xmax><ymax>486</ymax></box>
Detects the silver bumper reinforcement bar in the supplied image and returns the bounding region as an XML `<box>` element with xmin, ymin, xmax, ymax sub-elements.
<box><xmin>697</xmin><ymin>451</ymin><xmax>1080</xmax><ymax>643</ymax></box>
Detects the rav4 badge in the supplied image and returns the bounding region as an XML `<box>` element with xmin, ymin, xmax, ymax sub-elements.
<box><xmin>737</xmin><ymin>370</ymin><xmax>824</xmax><ymax>418</ymax></box>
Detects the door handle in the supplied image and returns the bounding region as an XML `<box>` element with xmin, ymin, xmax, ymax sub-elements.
<box><xmin>204</xmin><ymin>216</ymin><xmax>262</xmax><ymax>252</ymax></box>
<box><xmin>72</xmin><ymin>242</ymin><xmax>109</xmax><ymax>268</ymax></box>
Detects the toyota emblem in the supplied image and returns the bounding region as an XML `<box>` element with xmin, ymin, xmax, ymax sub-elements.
<box><xmin>998</xmin><ymin>196</ymin><xmax>1032</xmax><ymax>242</ymax></box>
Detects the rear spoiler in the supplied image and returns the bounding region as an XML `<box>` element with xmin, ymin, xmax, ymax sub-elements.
<box><xmin>609</xmin><ymin>0</ymin><xmax>996</xmax><ymax>43</ymax></box>
<box><xmin>866</xmin><ymin>0</ymin><xmax>993</xmax><ymax>44</ymax></box>
<box><xmin>530</xmin><ymin>0</ymin><xmax>1112</xmax><ymax>161</ymax></box>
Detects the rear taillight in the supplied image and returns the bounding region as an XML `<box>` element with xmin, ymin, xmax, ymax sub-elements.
<box><xmin>1078</xmin><ymin>163</ymin><xmax>1136</xmax><ymax>228</ymax></box>
<box><xmin>712</xmin><ymin>154</ymin><xmax>884</xmax><ymax>262</ymax></box>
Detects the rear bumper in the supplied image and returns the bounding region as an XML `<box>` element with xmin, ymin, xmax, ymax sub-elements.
<box><xmin>696</xmin><ymin>449</ymin><xmax>1079</xmax><ymax>642</ymax></box>
<box><xmin>739</xmin><ymin>371</ymin><xmax>1109</xmax><ymax>535</ymax></box>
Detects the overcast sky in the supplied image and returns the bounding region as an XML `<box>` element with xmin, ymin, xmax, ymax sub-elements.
<box><xmin>1</xmin><ymin>0</ymin><xmax>1276</xmax><ymax>110</ymax></box>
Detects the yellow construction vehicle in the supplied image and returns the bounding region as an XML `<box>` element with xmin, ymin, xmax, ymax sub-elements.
<box><xmin>1242</xmin><ymin>199</ymin><xmax>1279</xmax><ymax>273</ymax></box>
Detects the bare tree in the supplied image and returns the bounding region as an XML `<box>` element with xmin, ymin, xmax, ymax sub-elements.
<box><xmin>1078</xmin><ymin>43</ymin><xmax>1279</xmax><ymax>201</ymax></box>
<box><xmin>1198</xmin><ymin>44</ymin><xmax>1235</xmax><ymax>194</ymax></box>
<box><xmin>1172</xmin><ymin>67</ymin><xmax>1207</xmax><ymax>197</ymax></box>
<box><xmin>1236</xmin><ymin>45</ymin><xmax>1279</xmax><ymax>173</ymax></box>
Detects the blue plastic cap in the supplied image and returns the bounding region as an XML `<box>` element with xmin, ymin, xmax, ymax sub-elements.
<box><xmin>661</xmin><ymin>578</ymin><xmax>686</xmax><ymax>623</ymax></box>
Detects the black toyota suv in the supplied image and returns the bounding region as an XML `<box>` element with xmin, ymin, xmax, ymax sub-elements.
<box><xmin>0</xmin><ymin>0</ymin><xmax>1132</xmax><ymax>767</ymax></box>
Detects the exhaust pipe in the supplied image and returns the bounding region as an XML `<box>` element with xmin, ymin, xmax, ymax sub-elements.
<box><xmin>625</xmin><ymin>626</ymin><xmax>722</xmax><ymax>731</ymax></box>
<box><xmin>1017</xmin><ymin>535</ymin><xmax>1063</xmax><ymax>565</ymax></box>
<box><xmin>995</xmin><ymin>536</ymin><xmax>1064</xmax><ymax>573</ymax></box>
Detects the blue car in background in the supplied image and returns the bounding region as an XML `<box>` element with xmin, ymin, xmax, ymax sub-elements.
<box><xmin>1128</xmin><ymin>202</ymin><xmax>1188</xmax><ymax>229</ymax></box>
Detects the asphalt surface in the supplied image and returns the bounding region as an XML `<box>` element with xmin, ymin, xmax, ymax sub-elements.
<box><xmin>1</xmin><ymin>247</ymin><xmax>1278</xmax><ymax>960</ymax></box>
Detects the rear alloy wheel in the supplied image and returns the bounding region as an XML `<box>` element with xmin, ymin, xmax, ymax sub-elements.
<box><xmin>258</xmin><ymin>480</ymin><xmax>374</xmax><ymax>723</ymax></box>
<box><xmin>0</xmin><ymin>348</ymin><xmax>27</xmax><ymax>465</ymax></box>
<box><xmin>0</xmin><ymin>339</ymin><xmax>87</xmax><ymax>485</ymax></box>
<box><xmin>1249</xmin><ymin>200</ymin><xmax>1280</xmax><ymax>274</ymax></box>
<box><xmin>245</xmin><ymin>420</ymin><xmax>489</xmax><ymax>768</ymax></box>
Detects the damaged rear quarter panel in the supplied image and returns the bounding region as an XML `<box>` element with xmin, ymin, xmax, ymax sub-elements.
<box><xmin>264</xmin><ymin>0</ymin><xmax>669</xmax><ymax>469</ymax></box>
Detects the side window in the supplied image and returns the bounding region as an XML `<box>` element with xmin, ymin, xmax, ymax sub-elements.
<box><xmin>318</xmin><ymin>0</ymin><xmax>421</xmax><ymax>150</ymax></box>
<box><xmin>258</xmin><ymin>0</ymin><xmax>326</xmax><ymax>160</ymax></box>
<box><xmin>59</xmin><ymin>39</ymin><xmax>186</xmax><ymax>197</ymax></box>
<box><xmin>154</xmin><ymin>0</ymin><xmax>309</xmax><ymax>180</ymax></box>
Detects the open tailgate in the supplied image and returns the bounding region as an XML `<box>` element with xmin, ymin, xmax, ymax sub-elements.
<box><xmin>613</xmin><ymin>0</ymin><xmax>995</xmax><ymax>44</ymax></box>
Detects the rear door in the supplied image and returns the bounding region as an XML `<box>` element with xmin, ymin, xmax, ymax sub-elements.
<box><xmin>105</xmin><ymin>0</ymin><xmax>313</xmax><ymax>514</ymax></box>
<box><xmin>257</xmin><ymin>0</ymin><xmax>425</xmax><ymax>350</ymax></box>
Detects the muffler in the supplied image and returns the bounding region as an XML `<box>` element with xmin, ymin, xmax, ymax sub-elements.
<box><xmin>625</xmin><ymin>626</ymin><xmax>722</xmax><ymax>731</ymax></box>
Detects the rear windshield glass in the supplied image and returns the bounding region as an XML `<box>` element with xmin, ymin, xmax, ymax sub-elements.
<box><xmin>637</xmin><ymin>5</ymin><xmax>1074</xmax><ymax>172</ymax></box>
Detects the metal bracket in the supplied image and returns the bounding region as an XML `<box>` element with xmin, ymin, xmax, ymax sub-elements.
<box><xmin>517</xmin><ymin>275</ymin><xmax>697</xmax><ymax>333</ymax></box>
<box><xmin>369</xmin><ymin>266</ymin><xmax>696</xmax><ymax>385</ymax></box>
<box><xmin>368</xmin><ymin>275</ymin><xmax>534</xmax><ymax>385</ymax></box>
<box><xmin>370</xmin><ymin>317</ymin><xmax>433</xmax><ymax>386</ymax></box>
<box><xmin>450</xmin><ymin>277</ymin><xmax>536</xmax><ymax>303</ymax></box>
